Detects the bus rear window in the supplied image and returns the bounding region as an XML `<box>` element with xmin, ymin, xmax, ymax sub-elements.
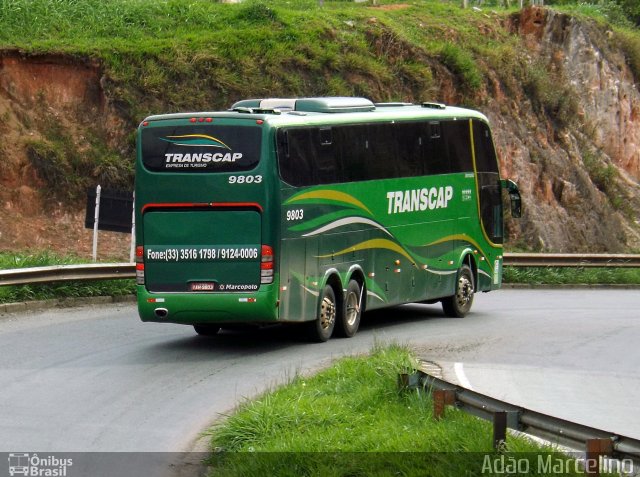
<box><xmin>141</xmin><ymin>125</ymin><xmax>261</xmax><ymax>173</ymax></box>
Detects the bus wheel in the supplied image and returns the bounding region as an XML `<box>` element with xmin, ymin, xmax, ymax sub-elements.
<box><xmin>442</xmin><ymin>265</ymin><xmax>474</xmax><ymax>318</ymax></box>
<box><xmin>336</xmin><ymin>280</ymin><xmax>362</xmax><ymax>338</ymax></box>
<box><xmin>307</xmin><ymin>285</ymin><xmax>337</xmax><ymax>342</ymax></box>
<box><xmin>193</xmin><ymin>324</ymin><xmax>221</xmax><ymax>336</ymax></box>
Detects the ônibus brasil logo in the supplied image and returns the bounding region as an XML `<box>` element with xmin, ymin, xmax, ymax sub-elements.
<box><xmin>8</xmin><ymin>453</ymin><xmax>73</xmax><ymax>476</ymax></box>
<box><xmin>160</xmin><ymin>134</ymin><xmax>243</xmax><ymax>165</ymax></box>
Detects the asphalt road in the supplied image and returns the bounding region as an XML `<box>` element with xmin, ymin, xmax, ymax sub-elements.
<box><xmin>0</xmin><ymin>289</ymin><xmax>638</xmax><ymax>455</ymax></box>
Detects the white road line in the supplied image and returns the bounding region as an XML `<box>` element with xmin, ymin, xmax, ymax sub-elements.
<box><xmin>454</xmin><ymin>362</ymin><xmax>474</xmax><ymax>390</ymax></box>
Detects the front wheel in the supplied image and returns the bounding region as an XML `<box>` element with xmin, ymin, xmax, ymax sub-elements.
<box><xmin>335</xmin><ymin>280</ymin><xmax>363</xmax><ymax>338</ymax></box>
<box><xmin>442</xmin><ymin>264</ymin><xmax>474</xmax><ymax>318</ymax></box>
<box><xmin>306</xmin><ymin>284</ymin><xmax>337</xmax><ymax>342</ymax></box>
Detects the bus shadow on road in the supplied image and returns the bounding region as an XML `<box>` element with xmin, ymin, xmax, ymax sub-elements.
<box><xmin>359</xmin><ymin>303</ymin><xmax>449</xmax><ymax>331</ymax></box>
<box><xmin>142</xmin><ymin>302</ymin><xmax>452</xmax><ymax>360</ymax></box>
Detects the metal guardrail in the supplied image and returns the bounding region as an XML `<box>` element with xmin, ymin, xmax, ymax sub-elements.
<box><xmin>401</xmin><ymin>368</ymin><xmax>640</xmax><ymax>475</ymax></box>
<box><xmin>0</xmin><ymin>253</ymin><xmax>638</xmax><ymax>286</ymax></box>
<box><xmin>0</xmin><ymin>263</ymin><xmax>135</xmax><ymax>286</ymax></box>
<box><xmin>504</xmin><ymin>253</ymin><xmax>640</xmax><ymax>268</ymax></box>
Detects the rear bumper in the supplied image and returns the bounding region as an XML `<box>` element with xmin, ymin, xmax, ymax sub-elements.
<box><xmin>137</xmin><ymin>285</ymin><xmax>279</xmax><ymax>325</ymax></box>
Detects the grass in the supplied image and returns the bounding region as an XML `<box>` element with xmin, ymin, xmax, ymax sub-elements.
<box><xmin>0</xmin><ymin>1</ymin><xmax>521</xmax><ymax>122</ymax></box>
<box><xmin>204</xmin><ymin>344</ymin><xmax>590</xmax><ymax>476</ymax></box>
<box><xmin>0</xmin><ymin>0</ymin><xmax>561</xmax><ymax>206</ymax></box>
<box><xmin>1</xmin><ymin>0</ymin><xmax>638</xmax><ymax>206</ymax></box>
<box><xmin>0</xmin><ymin>252</ymin><xmax>135</xmax><ymax>304</ymax></box>
<box><xmin>503</xmin><ymin>266</ymin><xmax>640</xmax><ymax>285</ymax></box>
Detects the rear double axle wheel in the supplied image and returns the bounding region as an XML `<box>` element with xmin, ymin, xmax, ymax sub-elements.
<box><xmin>336</xmin><ymin>280</ymin><xmax>362</xmax><ymax>338</ymax></box>
<box><xmin>307</xmin><ymin>279</ymin><xmax>363</xmax><ymax>342</ymax></box>
<box><xmin>306</xmin><ymin>284</ymin><xmax>337</xmax><ymax>342</ymax></box>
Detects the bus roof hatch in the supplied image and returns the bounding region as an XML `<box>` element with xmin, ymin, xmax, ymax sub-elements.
<box><xmin>231</xmin><ymin>97</ymin><xmax>376</xmax><ymax>114</ymax></box>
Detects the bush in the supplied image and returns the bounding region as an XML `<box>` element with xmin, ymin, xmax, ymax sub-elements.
<box><xmin>439</xmin><ymin>42</ymin><xmax>482</xmax><ymax>91</ymax></box>
<box><xmin>523</xmin><ymin>60</ymin><xmax>578</xmax><ymax>129</ymax></box>
<box><xmin>236</xmin><ymin>2</ymin><xmax>279</xmax><ymax>24</ymax></box>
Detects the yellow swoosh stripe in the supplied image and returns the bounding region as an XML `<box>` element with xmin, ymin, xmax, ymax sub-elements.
<box><xmin>285</xmin><ymin>190</ymin><xmax>372</xmax><ymax>215</ymax></box>
<box><xmin>167</xmin><ymin>134</ymin><xmax>231</xmax><ymax>149</ymax></box>
<box><xmin>318</xmin><ymin>238</ymin><xmax>416</xmax><ymax>264</ymax></box>
<box><xmin>425</xmin><ymin>234</ymin><xmax>500</xmax><ymax>262</ymax></box>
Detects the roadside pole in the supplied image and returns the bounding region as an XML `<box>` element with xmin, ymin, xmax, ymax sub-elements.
<box><xmin>92</xmin><ymin>185</ymin><xmax>101</xmax><ymax>262</ymax></box>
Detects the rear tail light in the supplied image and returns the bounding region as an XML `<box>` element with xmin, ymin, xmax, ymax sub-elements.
<box><xmin>261</xmin><ymin>245</ymin><xmax>274</xmax><ymax>284</ymax></box>
<box><xmin>135</xmin><ymin>246</ymin><xmax>145</xmax><ymax>285</ymax></box>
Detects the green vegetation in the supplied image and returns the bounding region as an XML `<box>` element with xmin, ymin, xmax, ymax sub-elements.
<box><xmin>504</xmin><ymin>266</ymin><xmax>640</xmax><ymax>285</ymax></box>
<box><xmin>1</xmin><ymin>0</ymin><xmax>638</xmax><ymax>206</ymax></box>
<box><xmin>24</xmin><ymin>115</ymin><xmax>134</xmax><ymax>203</ymax></box>
<box><xmin>550</xmin><ymin>0</ymin><xmax>636</xmax><ymax>27</ymax></box>
<box><xmin>205</xmin><ymin>344</ymin><xmax>586</xmax><ymax>476</ymax></box>
<box><xmin>0</xmin><ymin>0</ymin><xmax>519</xmax><ymax>202</ymax></box>
<box><xmin>580</xmin><ymin>149</ymin><xmax>633</xmax><ymax>215</ymax></box>
<box><xmin>0</xmin><ymin>279</ymin><xmax>135</xmax><ymax>305</ymax></box>
<box><xmin>439</xmin><ymin>42</ymin><xmax>483</xmax><ymax>92</ymax></box>
<box><xmin>522</xmin><ymin>59</ymin><xmax>580</xmax><ymax>129</ymax></box>
<box><xmin>615</xmin><ymin>28</ymin><xmax>640</xmax><ymax>83</ymax></box>
<box><xmin>0</xmin><ymin>2</ymin><xmax>553</xmax><ymax>116</ymax></box>
<box><xmin>0</xmin><ymin>251</ymin><xmax>81</xmax><ymax>269</ymax></box>
<box><xmin>0</xmin><ymin>252</ymin><xmax>135</xmax><ymax>304</ymax></box>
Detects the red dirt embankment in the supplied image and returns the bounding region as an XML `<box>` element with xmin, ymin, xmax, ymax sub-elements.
<box><xmin>0</xmin><ymin>51</ymin><xmax>129</xmax><ymax>260</ymax></box>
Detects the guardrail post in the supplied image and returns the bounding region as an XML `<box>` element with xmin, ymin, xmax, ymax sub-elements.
<box><xmin>433</xmin><ymin>389</ymin><xmax>456</xmax><ymax>420</ymax></box>
<box><xmin>493</xmin><ymin>411</ymin><xmax>507</xmax><ymax>451</ymax></box>
<box><xmin>585</xmin><ymin>438</ymin><xmax>613</xmax><ymax>476</ymax></box>
<box><xmin>398</xmin><ymin>373</ymin><xmax>420</xmax><ymax>390</ymax></box>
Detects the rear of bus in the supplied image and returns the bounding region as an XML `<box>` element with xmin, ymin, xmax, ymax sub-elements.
<box><xmin>134</xmin><ymin>113</ymin><xmax>279</xmax><ymax>328</ymax></box>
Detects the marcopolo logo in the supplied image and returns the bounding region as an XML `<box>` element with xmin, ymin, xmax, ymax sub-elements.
<box><xmin>8</xmin><ymin>453</ymin><xmax>73</xmax><ymax>477</ymax></box>
<box><xmin>161</xmin><ymin>134</ymin><xmax>243</xmax><ymax>166</ymax></box>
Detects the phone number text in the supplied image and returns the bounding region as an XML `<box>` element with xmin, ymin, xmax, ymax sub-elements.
<box><xmin>146</xmin><ymin>247</ymin><xmax>259</xmax><ymax>262</ymax></box>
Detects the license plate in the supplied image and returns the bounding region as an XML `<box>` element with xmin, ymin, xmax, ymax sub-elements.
<box><xmin>190</xmin><ymin>282</ymin><xmax>215</xmax><ymax>291</ymax></box>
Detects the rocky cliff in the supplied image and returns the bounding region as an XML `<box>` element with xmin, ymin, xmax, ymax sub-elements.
<box><xmin>494</xmin><ymin>7</ymin><xmax>640</xmax><ymax>252</ymax></box>
<box><xmin>0</xmin><ymin>6</ymin><xmax>639</xmax><ymax>257</ymax></box>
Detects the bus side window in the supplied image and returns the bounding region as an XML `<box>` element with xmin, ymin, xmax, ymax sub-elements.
<box><xmin>277</xmin><ymin>128</ymin><xmax>315</xmax><ymax>186</ymax></box>
<box><xmin>443</xmin><ymin>120</ymin><xmax>473</xmax><ymax>173</ymax></box>
<box><xmin>395</xmin><ymin>122</ymin><xmax>423</xmax><ymax>177</ymax></box>
<box><xmin>366</xmin><ymin>123</ymin><xmax>398</xmax><ymax>180</ymax></box>
<box><xmin>319</xmin><ymin>127</ymin><xmax>332</xmax><ymax>146</ymax></box>
<box><xmin>338</xmin><ymin>125</ymin><xmax>367</xmax><ymax>182</ymax></box>
<box><xmin>425</xmin><ymin>121</ymin><xmax>448</xmax><ymax>175</ymax></box>
<box><xmin>314</xmin><ymin>127</ymin><xmax>338</xmax><ymax>184</ymax></box>
<box><xmin>472</xmin><ymin>120</ymin><xmax>499</xmax><ymax>174</ymax></box>
<box><xmin>430</xmin><ymin>121</ymin><xmax>441</xmax><ymax>139</ymax></box>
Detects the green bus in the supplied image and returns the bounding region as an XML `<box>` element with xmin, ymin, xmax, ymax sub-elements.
<box><xmin>135</xmin><ymin>97</ymin><xmax>521</xmax><ymax>342</ymax></box>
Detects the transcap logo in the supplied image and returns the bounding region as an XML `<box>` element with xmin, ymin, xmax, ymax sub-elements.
<box><xmin>386</xmin><ymin>186</ymin><xmax>453</xmax><ymax>214</ymax></box>
<box><xmin>7</xmin><ymin>453</ymin><xmax>73</xmax><ymax>476</ymax></box>
<box><xmin>164</xmin><ymin>152</ymin><xmax>243</xmax><ymax>163</ymax></box>
<box><xmin>160</xmin><ymin>134</ymin><xmax>243</xmax><ymax>164</ymax></box>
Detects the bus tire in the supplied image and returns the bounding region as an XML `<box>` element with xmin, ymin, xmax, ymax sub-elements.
<box><xmin>306</xmin><ymin>284</ymin><xmax>337</xmax><ymax>342</ymax></box>
<box><xmin>442</xmin><ymin>264</ymin><xmax>474</xmax><ymax>318</ymax></box>
<box><xmin>193</xmin><ymin>324</ymin><xmax>221</xmax><ymax>336</ymax></box>
<box><xmin>336</xmin><ymin>280</ymin><xmax>362</xmax><ymax>338</ymax></box>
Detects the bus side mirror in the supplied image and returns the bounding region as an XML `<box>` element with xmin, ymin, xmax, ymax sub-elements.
<box><xmin>501</xmin><ymin>179</ymin><xmax>522</xmax><ymax>218</ymax></box>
